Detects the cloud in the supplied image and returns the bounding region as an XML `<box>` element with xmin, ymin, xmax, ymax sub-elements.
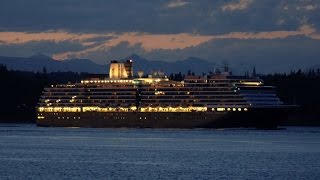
<box><xmin>82</xmin><ymin>42</ymin><xmax>146</xmax><ymax>64</ymax></box>
<box><xmin>1</xmin><ymin>1</ymin><xmax>320</xmax><ymax>72</ymax></box>
<box><xmin>1</xmin><ymin>24</ymin><xmax>319</xmax><ymax>62</ymax></box>
<box><xmin>0</xmin><ymin>40</ymin><xmax>86</xmax><ymax>58</ymax></box>
<box><xmin>213</xmin><ymin>25</ymin><xmax>317</xmax><ymax>40</ymax></box>
<box><xmin>54</xmin><ymin>27</ymin><xmax>312</xmax><ymax>60</ymax></box>
<box><xmin>52</xmin><ymin>33</ymin><xmax>213</xmax><ymax>60</ymax></box>
<box><xmin>0</xmin><ymin>31</ymin><xmax>113</xmax><ymax>46</ymax></box>
<box><xmin>305</xmin><ymin>5</ymin><xmax>317</xmax><ymax>11</ymax></box>
<box><xmin>310</xmin><ymin>34</ymin><xmax>320</xmax><ymax>40</ymax></box>
<box><xmin>1</xmin><ymin>0</ymin><xmax>319</xmax><ymax>35</ymax></box>
<box><xmin>166</xmin><ymin>0</ymin><xmax>189</xmax><ymax>8</ymax></box>
<box><xmin>222</xmin><ymin>0</ymin><xmax>254</xmax><ymax>11</ymax></box>
<box><xmin>296</xmin><ymin>4</ymin><xmax>318</xmax><ymax>11</ymax></box>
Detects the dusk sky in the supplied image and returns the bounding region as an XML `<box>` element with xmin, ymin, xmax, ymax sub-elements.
<box><xmin>1</xmin><ymin>0</ymin><xmax>320</xmax><ymax>72</ymax></box>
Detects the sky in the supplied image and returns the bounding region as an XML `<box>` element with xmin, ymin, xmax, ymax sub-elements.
<box><xmin>0</xmin><ymin>0</ymin><xmax>320</xmax><ymax>73</ymax></box>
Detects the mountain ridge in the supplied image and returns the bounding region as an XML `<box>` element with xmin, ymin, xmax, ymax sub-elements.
<box><xmin>0</xmin><ymin>54</ymin><xmax>251</xmax><ymax>75</ymax></box>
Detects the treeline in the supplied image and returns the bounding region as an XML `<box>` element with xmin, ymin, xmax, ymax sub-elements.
<box><xmin>261</xmin><ymin>70</ymin><xmax>320</xmax><ymax>125</ymax></box>
<box><xmin>0</xmin><ymin>64</ymin><xmax>319</xmax><ymax>125</ymax></box>
<box><xmin>261</xmin><ymin>70</ymin><xmax>320</xmax><ymax>108</ymax></box>
<box><xmin>0</xmin><ymin>65</ymin><xmax>85</xmax><ymax>123</ymax></box>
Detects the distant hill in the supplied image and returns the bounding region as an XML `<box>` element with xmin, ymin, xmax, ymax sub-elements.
<box><xmin>122</xmin><ymin>54</ymin><xmax>217</xmax><ymax>75</ymax></box>
<box><xmin>0</xmin><ymin>54</ymin><xmax>107</xmax><ymax>73</ymax></box>
<box><xmin>0</xmin><ymin>53</ymin><xmax>252</xmax><ymax>75</ymax></box>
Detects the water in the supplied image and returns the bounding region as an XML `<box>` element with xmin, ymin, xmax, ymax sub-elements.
<box><xmin>0</xmin><ymin>124</ymin><xmax>320</xmax><ymax>180</ymax></box>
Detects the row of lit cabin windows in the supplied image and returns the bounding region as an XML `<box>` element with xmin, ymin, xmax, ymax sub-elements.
<box><xmin>42</xmin><ymin>94</ymin><xmax>282</xmax><ymax>100</ymax></box>
<box><xmin>44</xmin><ymin>92</ymin><xmax>136</xmax><ymax>96</ymax></box>
<box><xmin>184</xmin><ymin>79</ymin><xmax>262</xmax><ymax>83</ymax></box>
<box><xmin>141</xmin><ymin>87</ymin><xmax>232</xmax><ymax>91</ymax></box>
<box><xmin>41</xmin><ymin>98</ymin><xmax>260</xmax><ymax>103</ymax></box>
<box><xmin>241</xmin><ymin>90</ymin><xmax>276</xmax><ymax>93</ymax></box>
<box><xmin>43</xmin><ymin>89</ymin><xmax>275</xmax><ymax>96</ymax></box>
<box><xmin>84</xmin><ymin>89</ymin><xmax>136</xmax><ymax>92</ymax></box>
<box><xmin>140</xmin><ymin>101</ymin><xmax>246</xmax><ymax>105</ymax></box>
<box><xmin>40</xmin><ymin>102</ymin><xmax>251</xmax><ymax>109</ymax></box>
<box><xmin>41</xmin><ymin>95</ymin><xmax>135</xmax><ymax>99</ymax></box>
<box><xmin>40</xmin><ymin>98</ymin><xmax>136</xmax><ymax>102</ymax></box>
<box><xmin>40</xmin><ymin>103</ymin><xmax>251</xmax><ymax>109</ymax></box>
<box><xmin>39</xmin><ymin>116</ymin><xmax>212</xmax><ymax>121</ymax></box>
<box><xmin>37</xmin><ymin>106</ymin><xmax>251</xmax><ymax>114</ymax></box>
<box><xmin>40</xmin><ymin>100</ymin><xmax>135</xmax><ymax>104</ymax></box>
<box><xmin>44</xmin><ymin>87</ymin><xmax>275</xmax><ymax>95</ymax></box>
<box><xmin>184</xmin><ymin>80</ymin><xmax>234</xmax><ymax>83</ymax></box>
<box><xmin>43</xmin><ymin>93</ymin><xmax>278</xmax><ymax>99</ymax></box>
<box><xmin>40</xmin><ymin>102</ymin><xmax>250</xmax><ymax>108</ymax></box>
<box><xmin>141</xmin><ymin>95</ymin><xmax>243</xmax><ymax>99</ymax></box>
<box><xmin>44</xmin><ymin>92</ymin><xmax>136</xmax><ymax>95</ymax></box>
<box><xmin>184</xmin><ymin>84</ymin><xmax>231</xmax><ymax>87</ymax></box>
<box><xmin>42</xmin><ymin>92</ymin><xmax>241</xmax><ymax>98</ymax></box>
<box><xmin>141</xmin><ymin>99</ymin><xmax>247</xmax><ymax>103</ymax></box>
<box><xmin>249</xmin><ymin>101</ymin><xmax>283</xmax><ymax>105</ymax></box>
<box><xmin>140</xmin><ymin>103</ymin><xmax>249</xmax><ymax>107</ymax></box>
<box><xmin>141</xmin><ymin>91</ymin><xmax>235</xmax><ymax>95</ymax></box>
<box><xmin>57</xmin><ymin>117</ymin><xmax>81</xmax><ymax>120</ymax></box>
<box><xmin>45</xmin><ymin>88</ymin><xmax>136</xmax><ymax>92</ymax></box>
<box><xmin>241</xmin><ymin>94</ymin><xmax>277</xmax><ymax>97</ymax></box>
<box><xmin>244</xmin><ymin>97</ymin><xmax>281</xmax><ymax>101</ymax></box>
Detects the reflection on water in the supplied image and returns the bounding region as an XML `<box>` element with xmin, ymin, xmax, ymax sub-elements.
<box><xmin>0</xmin><ymin>124</ymin><xmax>320</xmax><ymax>179</ymax></box>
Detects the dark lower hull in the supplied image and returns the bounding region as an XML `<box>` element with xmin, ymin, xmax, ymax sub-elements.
<box><xmin>37</xmin><ymin>108</ymin><xmax>288</xmax><ymax>129</ymax></box>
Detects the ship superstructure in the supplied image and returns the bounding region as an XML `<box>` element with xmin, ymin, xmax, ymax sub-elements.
<box><xmin>37</xmin><ymin>60</ymin><xmax>289</xmax><ymax>128</ymax></box>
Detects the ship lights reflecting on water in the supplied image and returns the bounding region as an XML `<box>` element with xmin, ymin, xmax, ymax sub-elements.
<box><xmin>1</xmin><ymin>125</ymin><xmax>319</xmax><ymax>179</ymax></box>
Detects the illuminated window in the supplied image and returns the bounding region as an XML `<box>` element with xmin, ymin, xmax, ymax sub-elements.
<box><xmin>217</xmin><ymin>108</ymin><xmax>225</xmax><ymax>111</ymax></box>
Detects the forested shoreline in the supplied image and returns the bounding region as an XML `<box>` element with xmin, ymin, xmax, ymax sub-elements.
<box><xmin>1</xmin><ymin>64</ymin><xmax>319</xmax><ymax>126</ymax></box>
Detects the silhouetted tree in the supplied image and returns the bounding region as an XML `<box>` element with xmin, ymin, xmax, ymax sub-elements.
<box><xmin>0</xmin><ymin>64</ymin><xmax>7</xmax><ymax>73</ymax></box>
<box><xmin>252</xmin><ymin>67</ymin><xmax>256</xmax><ymax>77</ymax></box>
<box><xmin>42</xmin><ymin>66</ymin><xmax>47</xmax><ymax>75</ymax></box>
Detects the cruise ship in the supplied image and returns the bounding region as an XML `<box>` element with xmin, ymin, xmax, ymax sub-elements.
<box><xmin>37</xmin><ymin>60</ymin><xmax>292</xmax><ymax>128</ymax></box>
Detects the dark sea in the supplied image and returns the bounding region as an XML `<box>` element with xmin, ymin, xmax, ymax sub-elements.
<box><xmin>0</xmin><ymin>124</ymin><xmax>319</xmax><ymax>180</ymax></box>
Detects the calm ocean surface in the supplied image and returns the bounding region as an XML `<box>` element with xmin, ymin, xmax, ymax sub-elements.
<box><xmin>0</xmin><ymin>124</ymin><xmax>319</xmax><ymax>180</ymax></box>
